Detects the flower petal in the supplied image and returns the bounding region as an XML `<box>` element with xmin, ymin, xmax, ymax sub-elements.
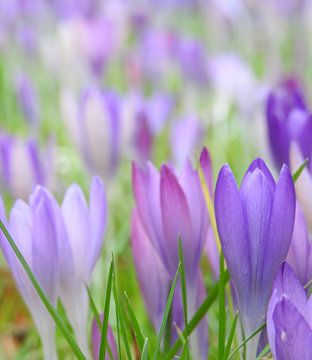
<box><xmin>160</xmin><ymin>165</ymin><xmax>193</xmax><ymax>277</ymax></box>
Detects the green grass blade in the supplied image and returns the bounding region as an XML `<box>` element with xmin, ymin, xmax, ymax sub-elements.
<box><xmin>178</xmin><ymin>240</ymin><xmax>188</xmax><ymax>325</ymax></box>
<box><xmin>86</xmin><ymin>285</ymin><xmax>114</xmax><ymax>360</ymax></box>
<box><xmin>0</xmin><ymin>220</ymin><xmax>86</xmax><ymax>359</ymax></box>
<box><xmin>113</xmin><ymin>263</ymin><xmax>132</xmax><ymax>360</ymax></box>
<box><xmin>165</xmin><ymin>270</ymin><xmax>230</xmax><ymax>360</ymax></box>
<box><xmin>223</xmin><ymin>311</ymin><xmax>239</xmax><ymax>360</ymax></box>
<box><xmin>124</xmin><ymin>291</ymin><xmax>147</xmax><ymax>356</ymax></box>
<box><xmin>256</xmin><ymin>344</ymin><xmax>270</xmax><ymax>360</ymax></box>
<box><xmin>86</xmin><ymin>285</ymin><xmax>101</xmax><ymax>328</ymax></box>
<box><xmin>99</xmin><ymin>259</ymin><xmax>114</xmax><ymax>360</ymax></box>
<box><xmin>153</xmin><ymin>262</ymin><xmax>181</xmax><ymax>360</ymax></box>
<box><xmin>227</xmin><ymin>323</ymin><xmax>266</xmax><ymax>360</ymax></box>
<box><xmin>292</xmin><ymin>158</ymin><xmax>309</xmax><ymax>182</ymax></box>
<box><xmin>141</xmin><ymin>338</ymin><xmax>149</xmax><ymax>360</ymax></box>
<box><xmin>218</xmin><ymin>252</ymin><xmax>226</xmax><ymax>359</ymax></box>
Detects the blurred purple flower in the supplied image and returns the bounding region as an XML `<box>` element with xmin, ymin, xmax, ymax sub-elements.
<box><xmin>0</xmin><ymin>135</ymin><xmax>53</xmax><ymax>199</ymax></box>
<box><xmin>0</xmin><ymin>188</ymin><xmax>59</xmax><ymax>360</ymax></box>
<box><xmin>267</xmin><ymin>262</ymin><xmax>312</xmax><ymax>360</ymax></box>
<box><xmin>287</xmin><ymin>203</ymin><xmax>312</xmax><ymax>286</ymax></box>
<box><xmin>91</xmin><ymin>315</ymin><xmax>118</xmax><ymax>360</ymax></box>
<box><xmin>62</xmin><ymin>87</ymin><xmax>120</xmax><ymax>178</ymax></box>
<box><xmin>266</xmin><ymin>78</ymin><xmax>312</xmax><ymax>168</ymax></box>
<box><xmin>215</xmin><ymin>158</ymin><xmax>295</xmax><ymax>358</ymax></box>
<box><xmin>178</xmin><ymin>39</ymin><xmax>208</xmax><ymax>86</ymax></box>
<box><xmin>132</xmin><ymin>148</ymin><xmax>212</xmax><ymax>358</ymax></box>
<box><xmin>170</xmin><ymin>115</ymin><xmax>204</xmax><ymax>169</ymax></box>
<box><xmin>15</xmin><ymin>74</ymin><xmax>39</xmax><ymax>125</ymax></box>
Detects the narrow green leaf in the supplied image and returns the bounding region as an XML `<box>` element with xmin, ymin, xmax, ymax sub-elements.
<box><xmin>0</xmin><ymin>220</ymin><xmax>86</xmax><ymax>360</ymax></box>
<box><xmin>153</xmin><ymin>262</ymin><xmax>181</xmax><ymax>360</ymax></box>
<box><xmin>86</xmin><ymin>285</ymin><xmax>114</xmax><ymax>360</ymax></box>
<box><xmin>292</xmin><ymin>158</ymin><xmax>309</xmax><ymax>182</ymax></box>
<box><xmin>165</xmin><ymin>271</ymin><xmax>230</xmax><ymax>360</ymax></box>
<box><xmin>228</xmin><ymin>322</ymin><xmax>266</xmax><ymax>360</ymax></box>
<box><xmin>124</xmin><ymin>291</ymin><xmax>147</xmax><ymax>356</ymax></box>
<box><xmin>141</xmin><ymin>338</ymin><xmax>149</xmax><ymax>360</ymax></box>
<box><xmin>178</xmin><ymin>239</ymin><xmax>188</xmax><ymax>325</ymax></box>
<box><xmin>113</xmin><ymin>262</ymin><xmax>132</xmax><ymax>360</ymax></box>
<box><xmin>86</xmin><ymin>285</ymin><xmax>101</xmax><ymax>328</ymax></box>
<box><xmin>256</xmin><ymin>344</ymin><xmax>270</xmax><ymax>360</ymax></box>
<box><xmin>218</xmin><ymin>252</ymin><xmax>226</xmax><ymax>359</ymax></box>
<box><xmin>223</xmin><ymin>311</ymin><xmax>239</xmax><ymax>360</ymax></box>
<box><xmin>99</xmin><ymin>259</ymin><xmax>114</xmax><ymax>360</ymax></box>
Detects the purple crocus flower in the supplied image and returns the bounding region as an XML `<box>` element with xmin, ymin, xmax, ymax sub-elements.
<box><xmin>266</xmin><ymin>78</ymin><xmax>312</xmax><ymax>168</ymax></box>
<box><xmin>1</xmin><ymin>177</ymin><xmax>106</xmax><ymax>357</ymax></box>
<box><xmin>0</xmin><ymin>188</ymin><xmax>59</xmax><ymax>360</ymax></box>
<box><xmin>62</xmin><ymin>87</ymin><xmax>120</xmax><ymax>179</ymax></box>
<box><xmin>91</xmin><ymin>315</ymin><xmax>118</xmax><ymax>360</ymax></box>
<box><xmin>215</xmin><ymin>158</ymin><xmax>296</xmax><ymax>358</ymax></box>
<box><xmin>15</xmin><ymin>74</ymin><xmax>39</xmax><ymax>125</ymax></box>
<box><xmin>0</xmin><ymin>135</ymin><xmax>52</xmax><ymax>199</ymax></box>
<box><xmin>267</xmin><ymin>262</ymin><xmax>312</xmax><ymax>360</ymax></box>
<box><xmin>59</xmin><ymin>177</ymin><xmax>107</xmax><ymax>355</ymax></box>
<box><xmin>287</xmin><ymin>203</ymin><xmax>312</xmax><ymax>286</ymax></box>
<box><xmin>132</xmin><ymin>148</ymin><xmax>212</xmax><ymax>358</ymax></box>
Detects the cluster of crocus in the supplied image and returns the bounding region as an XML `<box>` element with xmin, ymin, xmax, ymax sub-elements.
<box><xmin>0</xmin><ymin>177</ymin><xmax>107</xmax><ymax>358</ymax></box>
<box><xmin>61</xmin><ymin>87</ymin><xmax>172</xmax><ymax>179</ymax></box>
<box><xmin>215</xmin><ymin>158</ymin><xmax>296</xmax><ymax>358</ymax></box>
<box><xmin>132</xmin><ymin>148</ymin><xmax>213</xmax><ymax>359</ymax></box>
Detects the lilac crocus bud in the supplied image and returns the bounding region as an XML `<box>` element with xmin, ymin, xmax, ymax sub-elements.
<box><xmin>132</xmin><ymin>148</ymin><xmax>212</xmax><ymax>359</ymax></box>
<box><xmin>0</xmin><ymin>135</ymin><xmax>52</xmax><ymax>199</ymax></box>
<box><xmin>215</xmin><ymin>158</ymin><xmax>296</xmax><ymax>359</ymax></box>
<box><xmin>59</xmin><ymin>176</ymin><xmax>107</xmax><ymax>355</ymax></box>
<box><xmin>62</xmin><ymin>88</ymin><xmax>120</xmax><ymax>179</ymax></box>
<box><xmin>287</xmin><ymin>203</ymin><xmax>312</xmax><ymax>286</ymax></box>
<box><xmin>266</xmin><ymin>78</ymin><xmax>312</xmax><ymax>168</ymax></box>
<box><xmin>15</xmin><ymin>74</ymin><xmax>39</xmax><ymax>125</ymax></box>
<box><xmin>0</xmin><ymin>188</ymin><xmax>59</xmax><ymax>360</ymax></box>
<box><xmin>91</xmin><ymin>315</ymin><xmax>118</xmax><ymax>360</ymax></box>
<box><xmin>267</xmin><ymin>262</ymin><xmax>312</xmax><ymax>360</ymax></box>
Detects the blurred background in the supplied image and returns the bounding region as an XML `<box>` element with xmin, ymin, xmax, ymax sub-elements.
<box><xmin>0</xmin><ymin>0</ymin><xmax>311</xmax><ymax>358</ymax></box>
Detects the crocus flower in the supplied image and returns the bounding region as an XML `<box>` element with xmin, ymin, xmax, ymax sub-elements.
<box><xmin>215</xmin><ymin>158</ymin><xmax>295</xmax><ymax>359</ymax></box>
<box><xmin>287</xmin><ymin>203</ymin><xmax>312</xmax><ymax>286</ymax></box>
<box><xmin>0</xmin><ymin>189</ymin><xmax>59</xmax><ymax>360</ymax></box>
<box><xmin>1</xmin><ymin>177</ymin><xmax>106</xmax><ymax>357</ymax></box>
<box><xmin>61</xmin><ymin>87</ymin><xmax>120</xmax><ymax>179</ymax></box>
<box><xmin>91</xmin><ymin>315</ymin><xmax>118</xmax><ymax>360</ymax></box>
<box><xmin>59</xmin><ymin>177</ymin><xmax>107</xmax><ymax>355</ymax></box>
<box><xmin>267</xmin><ymin>262</ymin><xmax>312</xmax><ymax>360</ymax></box>
<box><xmin>266</xmin><ymin>78</ymin><xmax>312</xmax><ymax>168</ymax></box>
<box><xmin>0</xmin><ymin>135</ymin><xmax>53</xmax><ymax>199</ymax></box>
<box><xmin>132</xmin><ymin>148</ymin><xmax>212</xmax><ymax>358</ymax></box>
<box><xmin>15</xmin><ymin>74</ymin><xmax>39</xmax><ymax>125</ymax></box>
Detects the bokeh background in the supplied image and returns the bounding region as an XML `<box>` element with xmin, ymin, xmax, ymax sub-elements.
<box><xmin>0</xmin><ymin>0</ymin><xmax>311</xmax><ymax>358</ymax></box>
